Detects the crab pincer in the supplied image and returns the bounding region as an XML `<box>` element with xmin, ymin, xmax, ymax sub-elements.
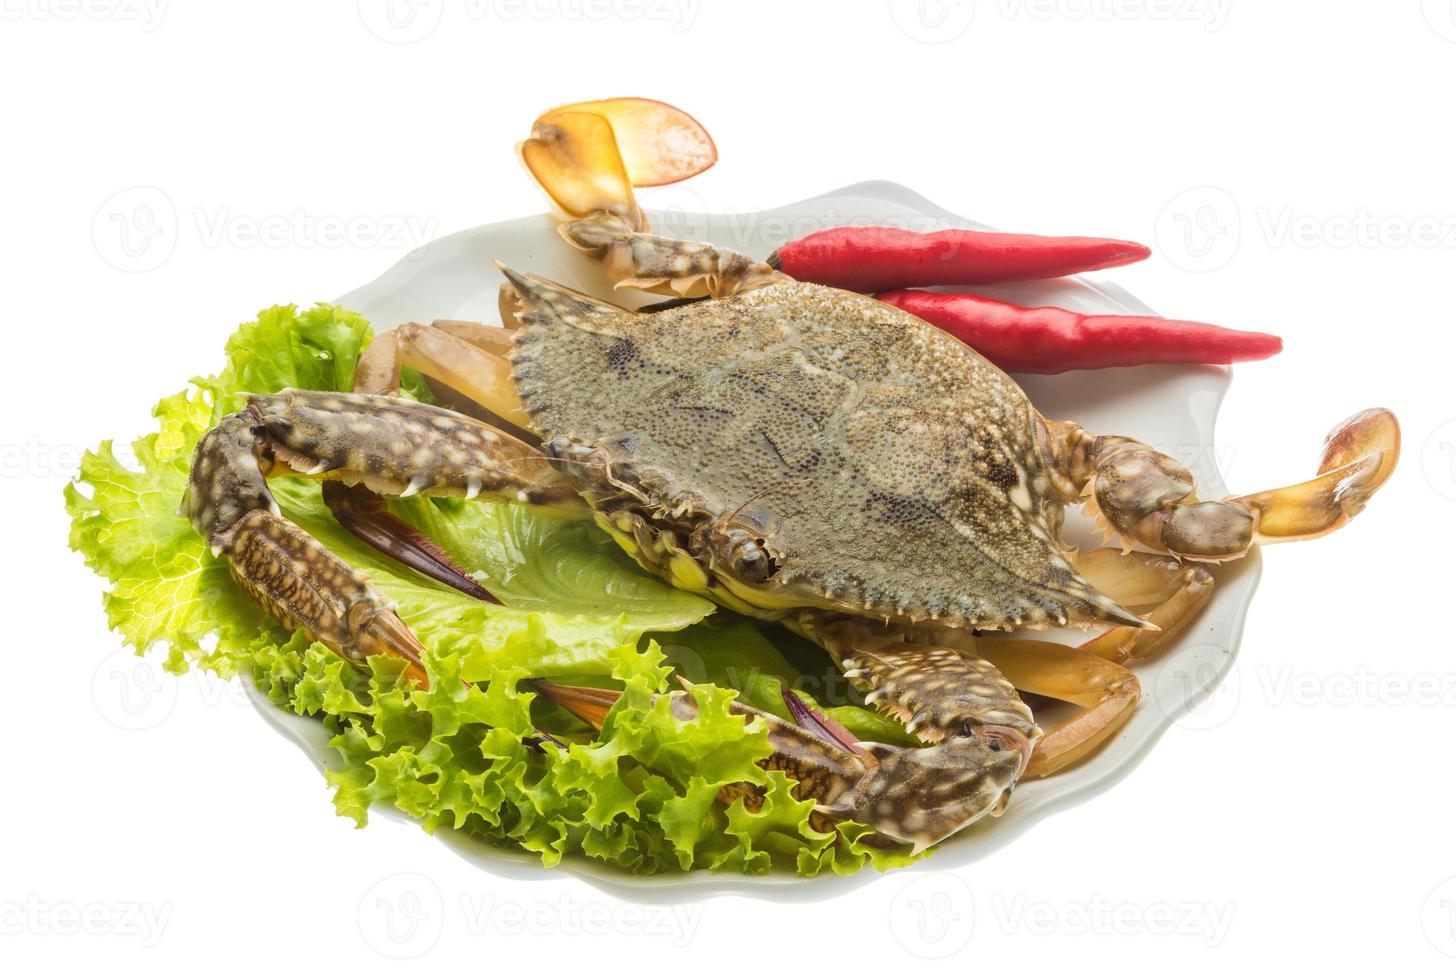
<box><xmin>183</xmin><ymin>389</ymin><xmax>586</xmax><ymax>684</ymax></box>
<box><xmin>529</xmin><ymin>678</ymin><xmax>1032</xmax><ymax>853</ymax></box>
<box><xmin>183</xmin><ymin>406</ymin><xmax>429</xmax><ymax>684</ymax></box>
<box><xmin>321</xmin><ymin>481</ymin><xmax>498</xmax><ymax>603</ymax></box>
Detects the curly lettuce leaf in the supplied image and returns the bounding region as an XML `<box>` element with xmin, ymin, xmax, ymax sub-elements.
<box><xmin>65</xmin><ymin>387</ymin><xmax>270</xmax><ymax>675</ymax></box>
<box><xmin>66</xmin><ymin>303</ymin><xmax>921</xmax><ymax>876</ymax></box>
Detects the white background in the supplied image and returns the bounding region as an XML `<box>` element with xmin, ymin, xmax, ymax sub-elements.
<box><xmin>4</xmin><ymin>0</ymin><xmax>1455</xmax><ymax>973</ymax></box>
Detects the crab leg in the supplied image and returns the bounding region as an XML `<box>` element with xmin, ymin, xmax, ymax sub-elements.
<box><xmin>967</xmin><ymin>550</ymin><xmax>1221</xmax><ymax>775</ymax></box>
<box><xmin>807</xmin><ymin>617</ymin><xmax>1040</xmax><ymax>744</ymax></box>
<box><xmin>519</xmin><ymin>99</ymin><xmax>782</xmax><ymax>299</ymax></box>
<box><xmin>354</xmin><ymin>320</ymin><xmax>532</xmax><ymax>432</ymax></box>
<box><xmin>530</xmin><ymin>680</ymin><xmax>868</xmax><ymax>830</ymax></box>
<box><xmin>529</xmin><ymin>678</ymin><xmax>1029</xmax><ymax>852</ymax></box>
<box><xmin>555</xmin><ymin>212</ymin><xmax>785</xmax><ymax>300</ymax></box>
<box><xmin>185</xmin><ymin>410</ymin><xmax>427</xmax><ymax>684</ymax></box>
<box><xmin>185</xmin><ymin>390</ymin><xmax>593</xmax><ymax>680</ymax></box>
<box><xmin>959</xmin><ymin>551</ymin><xmax>1216</xmax><ymax>775</ymax></box>
<box><xmin>801</xmin><ymin>607</ymin><xmax>1155</xmax><ymax>779</ymax></box>
<box><xmin>1073</xmin><ymin>548</ymin><xmax>1215</xmax><ymax>664</ymax></box>
<box><xmin>972</xmin><ymin>636</ymin><xmax>1142</xmax><ymax>778</ymax></box>
<box><xmin>329</xmin><ymin>318</ymin><xmax>596</xmax><ymax>594</ymax></box>
<box><xmin>1044</xmin><ymin>407</ymin><xmax>1399</xmax><ymax>560</ymax></box>
<box><xmin>240</xmin><ymin>388</ymin><xmax>588</xmax><ymax>517</ymax></box>
<box><xmin>780</xmin><ymin>613</ymin><xmax>1042</xmax><ymax>843</ymax></box>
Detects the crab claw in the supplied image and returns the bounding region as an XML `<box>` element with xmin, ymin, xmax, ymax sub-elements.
<box><xmin>322</xmin><ymin>481</ymin><xmax>499</xmax><ymax>603</ymax></box>
<box><xmin>185</xmin><ymin>411</ymin><xmax>430</xmax><ymax>688</ymax></box>
<box><xmin>775</xmin><ymin>684</ymin><xmax>1033</xmax><ymax>850</ymax></box>
<box><xmin>225</xmin><ymin>508</ymin><xmax>430</xmax><ymax>687</ymax></box>
<box><xmin>528</xmin><ymin>679</ymin><xmax>1028</xmax><ymax>853</ymax></box>
<box><xmin>518</xmin><ymin>98</ymin><xmax>716</xmax><ymax>233</ymax></box>
<box><xmin>780</xmin><ymin>685</ymin><xmax>878</xmax><ymax>766</ymax></box>
<box><xmin>529</xmin><ymin>678</ymin><xmax>867</xmax><ymax>830</ymax></box>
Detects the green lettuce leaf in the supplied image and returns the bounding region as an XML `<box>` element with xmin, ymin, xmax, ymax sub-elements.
<box><xmin>65</xmin><ymin>303</ymin><xmax>922</xmax><ymax>876</ymax></box>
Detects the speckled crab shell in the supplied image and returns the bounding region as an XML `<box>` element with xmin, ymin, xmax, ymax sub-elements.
<box><xmin>504</xmin><ymin>270</ymin><xmax>1134</xmax><ymax>632</ymax></box>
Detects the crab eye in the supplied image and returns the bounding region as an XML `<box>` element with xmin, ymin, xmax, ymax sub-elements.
<box><xmin>721</xmin><ymin>530</ymin><xmax>778</xmax><ymax>583</ymax></box>
<box><xmin>710</xmin><ymin>527</ymin><xmax>780</xmax><ymax>582</ymax></box>
<box><xmin>735</xmin><ymin>541</ymin><xmax>773</xmax><ymax>580</ymax></box>
<box><xmin>976</xmin><ymin>726</ymin><xmax>1029</xmax><ymax>759</ymax></box>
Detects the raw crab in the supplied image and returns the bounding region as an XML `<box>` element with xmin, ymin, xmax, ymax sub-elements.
<box><xmin>184</xmin><ymin>98</ymin><xmax>1399</xmax><ymax>852</ymax></box>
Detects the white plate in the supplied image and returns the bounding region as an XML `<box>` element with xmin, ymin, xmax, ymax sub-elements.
<box><xmin>247</xmin><ymin>181</ymin><xmax>1260</xmax><ymax>900</ymax></box>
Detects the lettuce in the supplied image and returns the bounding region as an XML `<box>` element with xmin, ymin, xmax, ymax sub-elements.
<box><xmin>65</xmin><ymin>303</ymin><xmax>920</xmax><ymax>876</ymax></box>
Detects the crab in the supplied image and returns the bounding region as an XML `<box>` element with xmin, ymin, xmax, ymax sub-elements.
<box><xmin>184</xmin><ymin>98</ymin><xmax>1400</xmax><ymax>853</ymax></box>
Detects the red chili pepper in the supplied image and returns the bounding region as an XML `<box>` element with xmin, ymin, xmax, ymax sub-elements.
<box><xmin>877</xmin><ymin>290</ymin><xmax>1283</xmax><ymax>374</ymax></box>
<box><xmin>769</xmin><ymin>226</ymin><xmax>1151</xmax><ymax>292</ymax></box>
